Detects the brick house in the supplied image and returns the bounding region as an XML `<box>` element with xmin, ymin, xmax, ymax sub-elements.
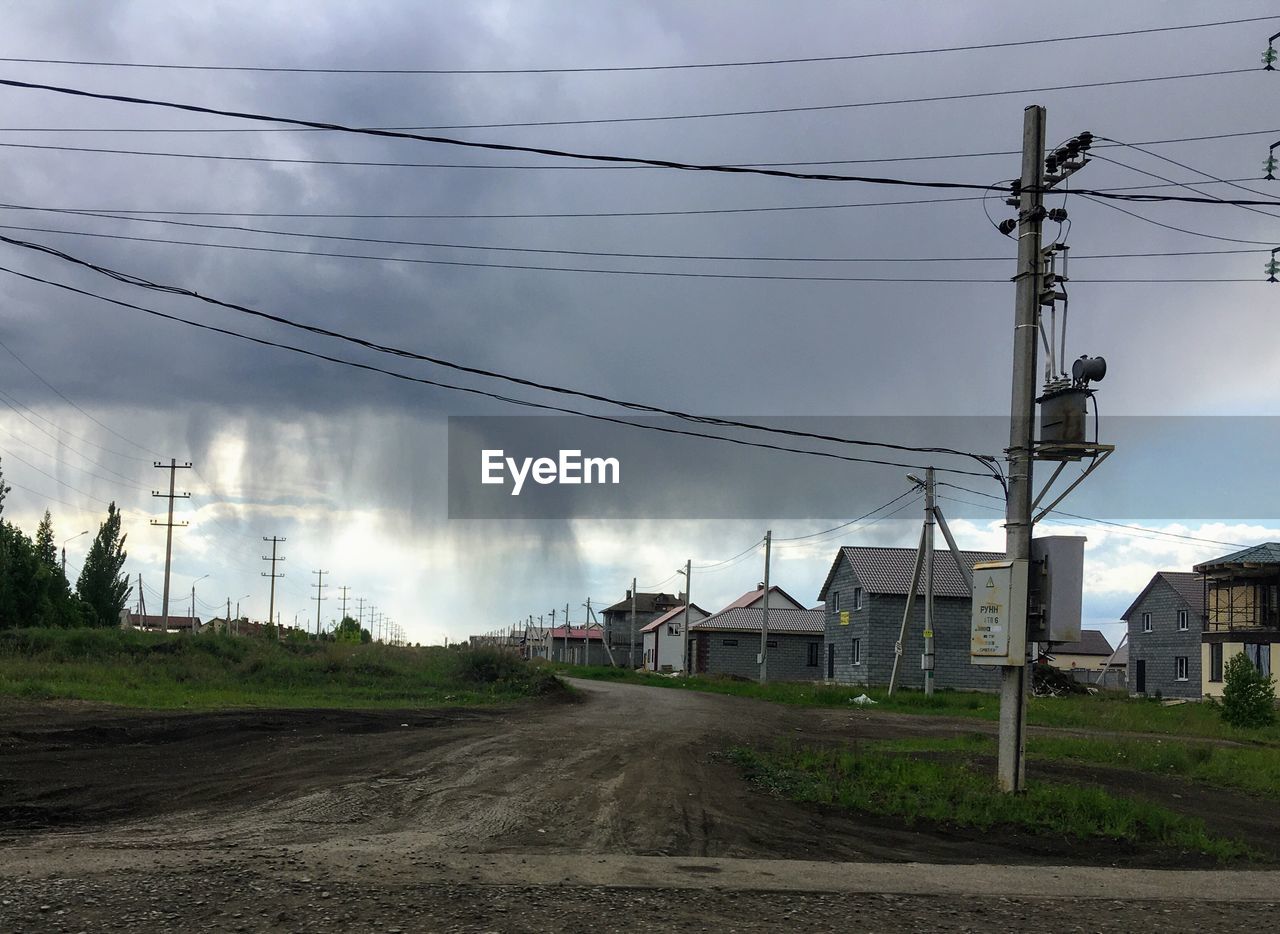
<box><xmin>1195</xmin><ymin>544</ymin><xmax>1279</xmax><ymax>699</ymax></box>
<box><xmin>1122</xmin><ymin>571</ymin><xmax>1203</xmax><ymax>699</ymax></box>
<box><xmin>817</xmin><ymin>546</ymin><xmax>1003</xmax><ymax>691</ymax></box>
<box><xmin>688</xmin><ymin>606</ymin><xmax>824</xmax><ymax>681</ymax></box>
<box><xmin>600</xmin><ymin>591</ymin><xmax>681</xmax><ymax>667</ymax></box>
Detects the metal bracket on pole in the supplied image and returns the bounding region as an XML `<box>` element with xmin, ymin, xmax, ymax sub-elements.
<box><xmin>1032</xmin><ymin>445</ymin><xmax>1114</xmax><ymax>524</ymax></box>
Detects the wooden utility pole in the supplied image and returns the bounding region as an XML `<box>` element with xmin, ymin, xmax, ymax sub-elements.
<box><xmin>681</xmin><ymin>559</ymin><xmax>692</xmax><ymax>674</ymax></box>
<box><xmin>261</xmin><ymin>536</ymin><xmax>286</xmax><ymax>634</ymax></box>
<box><xmin>758</xmin><ymin>532</ymin><xmax>772</xmax><ymax>684</ymax></box>
<box><xmin>150</xmin><ymin>458</ymin><xmax>192</xmax><ymax>629</ymax></box>
<box><xmin>312</xmin><ymin>569</ymin><xmax>328</xmax><ymax>637</ymax></box>
<box><xmin>339</xmin><ymin>585</ymin><xmax>350</xmax><ymax>622</ymax></box>
<box><xmin>630</xmin><ymin>578</ymin><xmax>637</xmax><ymax>669</ymax></box>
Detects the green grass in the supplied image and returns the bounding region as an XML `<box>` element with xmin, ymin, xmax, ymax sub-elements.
<box><xmin>863</xmin><ymin>732</ymin><xmax>1280</xmax><ymax>801</ymax></box>
<box><xmin>730</xmin><ymin>742</ymin><xmax>1256</xmax><ymax>862</ymax></box>
<box><xmin>564</xmin><ymin>665</ymin><xmax>1280</xmax><ymax>743</ymax></box>
<box><xmin>0</xmin><ymin>628</ymin><xmax>563</xmax><ymax>709</ymax></box>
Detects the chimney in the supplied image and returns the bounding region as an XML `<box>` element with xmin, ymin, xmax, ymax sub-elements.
<box><xmin>626</xmin><ymin>589</ymin><xmax>632</xmax><ymax>599</ymax></box>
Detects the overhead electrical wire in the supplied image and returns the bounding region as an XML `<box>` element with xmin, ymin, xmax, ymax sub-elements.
<box><xmin>0</xmin><ymin>224</ymin><xmax>1264</xmax><ymax>284</ymax></box>
<box><xmin>0</xmin><ymin>232</ymin><xmax>1001</xmax><ymax>469</ymax></box>
<box><xmin>3</xmin><ymin>76</ymin><xmax>1279</xmax><ymax>206</ymax></box>
<box><xmin>4</xmin><ymin>203</ymin><xmax>1271</xmax><ymax>263</ymax></box>
<box><xmin>0</xmin><ymin>383</ymin><xmax>148</xmax><ymax>463</ymax></box>
<box><xmin>935</xmin><ymin>481</ymin><xmax>1250</xmax><ymax>548</ymax></box>
<box><xmin>772</xmin><ymin>488</ymin><xmax>921</xmax><ymax>544</ymax></box>
<box><xmin>0</xmin><ymin>261</ymin><xmax>1004</xmax><ymax>479</ymax></box>
<box><xmin>2</xmin><ymin>15</ymin><xmax>1271</xmax><ymax>73</ymax></box>
<box><xmin>0</xmin><ymin>408</ymin><xmax>143</xmax><ymax>487</ymax></box>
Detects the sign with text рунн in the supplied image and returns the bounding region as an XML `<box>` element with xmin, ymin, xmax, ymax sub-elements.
<box><xmin>970</xmin><ymin>559</ymin><xmax>1028</xmax><ymax>667</ymax></box>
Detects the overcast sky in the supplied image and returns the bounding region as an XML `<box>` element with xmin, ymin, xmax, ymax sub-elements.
<box><xmin>1</xmin><ymin>0</ymin><xmax>1277</xmax><ymax>646</ymax></box>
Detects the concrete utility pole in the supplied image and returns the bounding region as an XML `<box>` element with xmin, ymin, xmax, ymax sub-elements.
<box><xmin>339</xmin><ymin>585</ymin><xmax>350</xmax><ymax>622</ymax></box>
<box><xmin>312</xmin><ymin>569</ymin><xmax>328</xmax><ymax>637</ymax></box>
<box><xmin>151</xmin><ymin>458</ymin><xmax>192</xmax><ymax>630</ymax></box>
<box><xmin>629</xmin><ymin>578</ymin><xmax>637</xmax><ymax>670</ymax></box>
<box><xmin>548</xmin><ymin>608</ymin><xmax>556</xmax><ymax>661</ymax></box>
<box><xmin>758</xmin><ymin>532</ymin><xmax>772</xmax><ymax>684</ymax></box>
<box><xmin>923</xmin><ymin>468</ymin><xmax>936</xmax><ymax>697</ymax></box>
<box><xmin>563</xmin><ymin>603</ymin><xmax>570</xmax><ymax>663</ymax></box>
<box><xmin>1000</xmin><ymin>104</ymin><xmax>1047</xmax><ymax>793</ymax></box>
<box><xmin>190</xmin><ymin>574</ymin><xmax>208</xmax><ymax>633</ymax></box>
<box><xmin>261</xmin><ymin>537</ymin><xmax>285</xmax><ymax>633</ymax></box>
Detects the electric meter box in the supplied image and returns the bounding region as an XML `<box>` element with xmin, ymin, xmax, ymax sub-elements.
<box><xmin>1030</xmin><ymin>535</ymin><xmax>1085</xmax><ymax>644</ymax></box>
<box><xmin>970</xmin><ymin>559</ymin><xmax>1029</xmax><ymax>667</ymax></box>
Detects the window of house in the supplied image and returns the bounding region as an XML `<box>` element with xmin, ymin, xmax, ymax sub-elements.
<box><xmin>854</xmin><ymin>587</ymin><xmax>863</xmax><ymax>610</ymax></box>
<box><xmin>852</xmin><ymin>637</ymin><xmax>862</xmax><ymax>666</ymax></box>
<box><xmin>806</xmin><ymin>643</ymin><xmax>819</xmax><ymax>666</ymax></box>
<box><xmin>1177</xmin><ymin>609</ymin><xmax>1188</xmax><ymax>631</ymax></box>
<box><xmin>1141</xmin><ymin>612</ymin><xmax>1152</xmax><ymax>633</ymax></box>
<box><xmin>831</xmin><ymin>592</ymin><xmax>840</xmax><ymax>613</ymax></box>
<box><xmin>1175</xmin><ymin>656</ymin><xmax>1188</xmax><ymax>681</ymax></box>
<box><xmin>722</xmin><ymin>638</ymin><xmax>738</xmax><ymax>647</ymax></box>
<box><xmin>1245</xmin><ymin>644</ymin><xmax>1272</xmax><ymax>678</ymax></box>
<box><xmin>1209</xmin><ymin>643</ymin><xmax>1223</xmax><ymax>683</ymax></box>
<box><xmin>668</xmin><ymin>625</ymin><xmax>678</xmax><ymax>635</ymax></box>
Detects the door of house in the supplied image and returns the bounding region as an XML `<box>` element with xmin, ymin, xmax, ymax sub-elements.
<box><xmin>827</xmin><ymin>644</ymin><xmax>835</xmax><ymax>679</ymax></box>
<box><xmin>1135</xmin><ymin>659</ymin><xmax>1146</xmax><ymax>694</ymax></box>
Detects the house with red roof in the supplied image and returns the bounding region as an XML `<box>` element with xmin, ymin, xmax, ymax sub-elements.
<box><xmin>641</xmin><ymin>603</ymin><xmax>709</xmax><ymax>672</ymax></box>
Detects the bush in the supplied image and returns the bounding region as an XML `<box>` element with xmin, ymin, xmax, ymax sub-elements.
<box><xmin>1221</xmin><ymin>652</ymin><xmax>1277</xmax><ymax>729</ymax></box>
<box><xmin>455</xmin><ymin>647</ymin><xmax>526</xmax><ymax>684</ymax></box>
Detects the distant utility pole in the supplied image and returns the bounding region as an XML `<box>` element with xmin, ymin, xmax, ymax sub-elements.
<box><xmin>629</xmin><ymin>578</ymin><xmax>637</xmax><ymax>669</ymax></box>
<box><xmin>312</xmin><ymin>570</ymin><xmax>328</xmax><ymax>637</ymax></box>
<box><xmin>339</xmin><ymin>585</ymin><xmax>350</xmax><ymax>621</ymax></box>
<box><xmin>368</xmin><ymin>605</ymin><xmax>377</xmax><ymax>641</ymax></box>
<box><xmin>151</xmin><ymin>458</ymin><xmax>192</xmax><ymax>629</ymax></box>
<box><xmin>356</xmin><ymin>596</ymin><xmax>365</xmax><ymax>628</ymax></box>
<box><xmin>680</xmin><ymin>559</ymin><xmax>692</xmax><ymax>674</ymax></box>
<box><xmin>563</xmin><ymin>603</ymin><xmax>570</xmax><ymax>663</ymax></box>
<box><xmin>261</xmin><ymin>536</ymin><xmax>286</xmax><ymax>632</ymax></box>
<box><xmin>758</xmin><ymin>532</ymin><xmax>771</xmax><ymax>684</ymax></box>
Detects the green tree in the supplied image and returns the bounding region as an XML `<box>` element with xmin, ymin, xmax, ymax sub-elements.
<box><xmin>76</xmin><ymin>502</ymin><xmax>131</xmax><ymax>627</ymax></box>
<box><xmin>0</xmin><ymin>456</ymin><xmax>10</xmax><ymax>520</ymax></box>
<box><xmin>1221</xmin><ymin>651</ymin><xmax>1277</xmax><ymax>729</ymax></box>
<box><xmin>334</xmin><ymin>615</ymin><xmax>371</xmax><ymax>643</ymax></box>
<box><xmin>35</xmin><ymin>510</ymin><xmax>56</xmax><ymax>570</ymax></box>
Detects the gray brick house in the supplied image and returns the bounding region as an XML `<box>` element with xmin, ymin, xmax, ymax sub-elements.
<box><xmin>1122</xmin><ymin>571</ymin><xmax>1204</xmax><ymax>699</ymax></box>
<box><xmin>817</xmin><ymin>546</ymin><xmax>1003</xmax><ymax>692</ymax></box>
<box><xmin>688</xmin><ymin>607</ymin><xmax>823</xmax><ymax>681</ymax></box>
<box><xmin>600</xmin><ymin>591</ymin><xmax>681</xmax><ymax>667</ymax></box>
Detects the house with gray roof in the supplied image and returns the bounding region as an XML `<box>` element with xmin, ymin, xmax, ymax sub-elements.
<box><xmin>817</xmin><ymin>546</ymin><xmax>1004</xmax><ymax>692</ymax></box>
<box><xmin>1122</xmin><ymin>570</ymin><xmax>1205</xmax><ymax>699</ymax></box>
<box><xmin>600</xmin><ymin>590</ymin><xmax>681</xmax><ymax>667</ymax></box>
<box><xmin>688</xmin><ymin>606</ymin><xmax>824</xmax><ymax>682</ymax></box>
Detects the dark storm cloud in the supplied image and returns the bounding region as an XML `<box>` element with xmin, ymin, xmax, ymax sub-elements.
<box><xmin>1</xmin><ymin>0</ymin><xmax>1277</xmax><ymax>638</ymax></box>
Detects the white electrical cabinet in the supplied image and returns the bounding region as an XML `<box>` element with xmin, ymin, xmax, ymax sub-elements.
<box><xmin>970</xmin><ymin>559</ymin><xmax>1029</xmax><ymax>667</ymax></box>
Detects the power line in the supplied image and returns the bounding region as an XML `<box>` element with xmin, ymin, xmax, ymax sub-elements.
<box><xmin>0</xmin><ymin>223</ymin><xmax>1264</xmax><ymax>283</ymax></box>
<box><xmin>2</xmin><ymin>17</ymin><xmax>1271</xmax><ymax>73</ymax></box>
<box><xmin>0</xmin><ymin>261</ymin><xmax>1001</xmax><ymax>479</ymax></box>
<box><xmin>0</xmin><ymin>336</ymin><xmax>163</xmax><ymax>458</ymax></box>
<box><xmin>0</xmin><ymin>384</ymin><xmax>148</xmax><ymax>463</ymax></box>
<box><xmin>773</xmin><ymin>488</ymin><xmax>921</xmax><ymax>543</ymax></box>
<box><xmin>1080</xmin><ymin>193</ymin><xmax>1276</xmax><ymax>246</ymax></box>
<box><xmin>4</xmin><ymin>76</ymin><xmax>1279</xmax><ymax>205</ymax></box>
<box><xmin>3</xmin><ymin>203</ymin><xmax>1275</xmax><ymax>264</ymax></box>
<box><xmin>935</xmin><ymin>482</ymin><xmax>1249</xmax><ymax>548</ymax></box>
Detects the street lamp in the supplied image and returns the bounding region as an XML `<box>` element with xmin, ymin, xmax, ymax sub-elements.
<box><xmin>61</xmin><ymin>530</ymin><xmax>89</xmax><ymax>577</ymax></box>
<box><xmin>233</xmin><ymin>594</ymin><xmax>251</xmax><ymax>635</ymax></box>
<box><xmin>190</xmin><ymin>574</ymin><xmax>209</xmax><ymax>633</ymax></box>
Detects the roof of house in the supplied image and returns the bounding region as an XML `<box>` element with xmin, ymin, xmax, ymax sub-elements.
<box><xmin>720</xmin><ymin>585</ymin><xmax>806</xmax><ymax>612</ymax></box>
<box><xmin>546</xmin><ymin>626</ymin><xmax>603</xmax><ymax>641</ymax></box>
<box><xmin>640</xmin><ymin>604</ymin><xmax>708</xmax><ymax>634</ymax></box>
<box><xmin>1194</xmin><ymin>543</ymin><xmax>1280</xmax><ymax>573</ymax></box>
<box><xmin>691</xmin><ymin>606</ymin><xmax>824</xmax><ymax>635</ymax></box>
<box><xmin>1120</xmin><ymin>571</ymin><xmax>1204</xmax><ymax>620</ymax></box>
<box><xmin>817</xmin><ymin>546</ymin><xmax>1004</xmax><ymax>602</ymax></box>
<box><xmin>601</xmin><ymin>592</ymin><xmax>680</xmax><ymax>615</ymax></box>
<box><xmin>126</xmin><ymin>613</ymin><xmax>203</xmax><ymax>627</ymax></box>
<box><xmin>1048</xmin><ymin>629</ymin><xmax>1113</xmax><ymax>657</ymax></box>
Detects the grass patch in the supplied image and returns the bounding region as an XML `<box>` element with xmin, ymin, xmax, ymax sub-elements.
<box><xmin>730</xmin><ymin>742</ymin><xmax>1256</xmax><ymax>862</ymax></box>
<box><xmin>0</xmin><ymin>628</ymin><xmax>563</xmax><ymax>709</ymax></box>
<box><xmin>565</xmin><ymin>665</ymin><xmax>1280</xmax><ymax>743</ymax></box>
<box><xmin>861</xmin><ymin>732</ymin><xmax>1280</xmax><ymax>801</ymax></box>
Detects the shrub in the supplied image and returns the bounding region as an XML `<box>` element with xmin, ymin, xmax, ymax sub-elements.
<box><xmin>1221</xmin><ymin>652</ymin><xmax>1276</xmax><ymax>729</ymax></box>
<box><xmin>455</xmin><ymin>647</ymin><xmax>525</xmax><ymax>684</ymax></box>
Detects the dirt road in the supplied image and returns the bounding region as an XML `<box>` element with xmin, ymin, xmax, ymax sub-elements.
<box><xmin>2</xmin><ymin>678</ymin><xmax>1277</xmax><ymax>931</ymax></box>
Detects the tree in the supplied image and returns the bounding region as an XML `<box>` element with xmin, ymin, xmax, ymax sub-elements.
<box><xmin>1221</xmin><ymin>651</ymin><xmax>1276</xmax><ymax>729</ymax></box>
<box><xmin>0</xmin><ymin>456</ymin><xmax>9</xmax><ymax>520</ymax></box>
<box><xmin>334</xmin><ymin>615</ymin><xmax>371</xmax><ymax>644</ymax></box>
<box><xmin>35</xmin><ymin>511</ymin><xmax>56</xmax><ymax>571</ymax></box>
<box><xmin>76</xmin><ymin>502</ymin><xmax>131</xmax><ymax>627</ymax></box>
